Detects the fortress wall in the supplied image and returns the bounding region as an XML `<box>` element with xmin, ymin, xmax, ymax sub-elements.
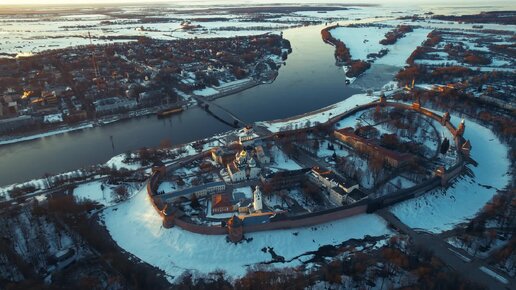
<box><xmin>144</xmin><ymin>100</ymin><xmax>466</xmax><ymax>236</ymax></box>
<box><xmin>378</xmin><ymin>177</ymin><xmax>441</xmax><ymax>207</ymax></box>
<box><xmin>243</xmin><ymin>204</ymin><xmax>368</xmax><ymax>234</ymax></box>
<box><xmin>174</xmin><ymin>218</ymin><xmax>227</xmax><ymax>235</ymax></box>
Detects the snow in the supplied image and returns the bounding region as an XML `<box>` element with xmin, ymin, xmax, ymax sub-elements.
<box><xmin>193</xmin><ymin>87</ymin><xmax>219</xmax><ymax>97</ymax></box>
<box><xmin>73</xmin><ymin>180</ymin><xmax>140</xmax><ymax>206</ymax></box>
<box><xmin>388</xmin><ymin>176</ymin><xmax>416</xmax><ymax>189</ymax></box>
<box><xmin>329</xmin><ymin>26</ymin><xmax>391</xmax><ymax>61</ymax></box>
<box><xmin>157</xmin><ymin>182</ymin><xmax>177</xmax><ymax>194</ymax></box>
<box><xmin>43</xmin><ymin>113</ymin><xmax>63</xmax><ymax>124</ymax></box>
<box><xmin>0</xmin><ymin>123</ymin><xmax>94</xmax><ymax>146</ymax></box>
<box><xmin>316</xmin><ymin>140</ymin><xmax>349</xmax><ymax>158</ymax></box>
<box><xmin>390</xmin><ymin>115</ymin><xmax>510</xmax><ymax>233</ymax></box>
<box><xmin>73</xmin><ymin>181</ymin><xmax>110</xmax><ymax>206</ymax></box>
<box><xmin>330</xmin><ymin>25</ymin><xmax>430</xmax><ymax>67</ymax></box>
<box><xmin>479</xmin><ymin>266</ymin><xmax>509</xmax><ymax>284</ymax></box>
<box><xmin>233</xmin><ymin>186</ymin><xmax>253</xmax><ymax>199</ymax></box>
<box><xmin>270</xmin><ymin>145</ymin><xmax>302</xmax><ymax>171</ymax></box>
<box><xmin>105</xmin><ymin>154</ymin><xmax>141</xmax><ymax>171</ymax></box>
<box><xmin>259</xmin><ymin>93</ymin><xmax>376</xmax><ymax>133</ymax></box>
<box><xmin>102</xmin><ymin>187</ymin><xmax>391</xmax><ymax>279</ymax></box>
<box><xmin>289</xmin><ymin>189</ymin><xmax>318</xmax><ymax>212</ymax></box>
<box><xmin>375</xmin><ymin>28</ymin><xmax>432</xmax><ymax>67</ymax></box>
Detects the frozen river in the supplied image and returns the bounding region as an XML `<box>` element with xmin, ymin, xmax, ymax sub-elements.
<box><xmin>0</xmin><ymin>24</ymin><xmax>365</xmax><ymax>186</ymax></box>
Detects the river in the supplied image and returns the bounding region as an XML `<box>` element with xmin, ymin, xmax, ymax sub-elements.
<box><xmin>0</xmin><ymin>24</ymin><xmax>365</xmax><ymax>186</ymax></box>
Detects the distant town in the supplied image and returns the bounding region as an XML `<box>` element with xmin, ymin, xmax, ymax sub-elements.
<box><xmin>0</xmin><ymin>33</ymin><xmax>290</xmax><ymax>138</ymax></box>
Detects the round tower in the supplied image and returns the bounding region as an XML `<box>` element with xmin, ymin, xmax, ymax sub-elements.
<box><xmin>227</xmin><ymin>215</ymin><xmax>243</xmax><ymax>243</ymax></box>
<box><xmin>456</xmin><ymin>119</ymin><xmax>466</xmax><ymax>137</ymax></box>
<box><xmin>441</xmin><ymin>112</ymin><xmax>450</xmax><ymax>125</ymax></box>
<box><xmin>162</xmin><ymin>204</ymin><xmax>176</xmax><ymax>229</ymax></box>
<box><xmin>379</xmin><ymin>92</ymin><xmax>386</xmax><ymax>105</ymax></box>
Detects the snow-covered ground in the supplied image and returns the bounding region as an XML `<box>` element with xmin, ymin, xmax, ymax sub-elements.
<box><xmin>375</xmin><ymin>28</ymin><xmax>431</xmax><ymax>67</ymax></box>
<box><xmin>390</xmin><ymin>115</ymin><xmax>510</xmax><ymax>233</ymax></box>
<box><xmin>73</xmin><ymin>180</ymin><xmax>140</xmax><ymax>206</ymax></box>
<box><xmin>329</xmin><ymin>24</ymin><xmax>431</xmax><ymax>67</ymax></box>
<box><xmin>329</xmin><ymin>26</ymin><xmax>391</xmax><ymax>61</ymax></box>
<box><xmin>192</xmin><ymin>87</ymin><xmax>219</xmax><ymax>97</ymax></box>
<box><xmin>102</xmin><ymin>186</ymin><xmax>392</xmax><ymax>280</ymax></box>
<box><xmin>258</xmin><ymin>93</ymin><xmax>376</xmax><ymax>133</ymax></box>
<box><xmin>0</xmin><ymin>123</ymin><xmax>93</xmax><ymax>146</ymax></box>
<box><xmin>270</xmin><ymin>145</ymin><xmax>302</xmax><ymax>171</ymax></box>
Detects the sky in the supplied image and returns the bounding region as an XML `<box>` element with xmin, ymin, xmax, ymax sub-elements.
<box><xmin>0</xmin><ymin>0</ymin><xmax>514</xmax><ymax>5</ymax></box>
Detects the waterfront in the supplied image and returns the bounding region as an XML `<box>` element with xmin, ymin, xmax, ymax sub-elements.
<box><xmin>0</xmin><ymin>24</ymin><xmax>364</xmax><ymax>186</ymax></box>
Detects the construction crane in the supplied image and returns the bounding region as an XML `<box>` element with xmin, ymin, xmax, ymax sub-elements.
<box><xmin>88</xmin><ymin>31</ymin><xmax>105</xmax><ymax>90</ymax></box>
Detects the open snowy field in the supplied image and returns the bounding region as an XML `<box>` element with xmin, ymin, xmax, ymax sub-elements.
<box><xmin>258</xmin><ymin>92</ymin><xmax>377</xmax><ymax>133</ymax></box>
<box><xmin>390</xmin><ymin>115</ymin><xmax>510</xmax><ymax>233</ymax></box>
<box><xmin>102</xmin><ymin>187</ymin><xmax>391</xmax><ymax>280</ymax></box>
<box><xmin>329</xmin><ymin>24</ymin><xmax>431</xmax><ymax>67</ymax></box>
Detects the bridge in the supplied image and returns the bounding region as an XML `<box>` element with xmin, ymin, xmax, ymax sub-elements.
<box><xmin>191</xmin><ymin>95</ymin><xmax>248</xmax><ymax>128</ymax></box>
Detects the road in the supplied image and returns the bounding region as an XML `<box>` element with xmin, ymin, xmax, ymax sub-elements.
<box><xmin>377</xmin><ymin>209</ymin><xmax>514</xmax><ymax>290</ymax></box>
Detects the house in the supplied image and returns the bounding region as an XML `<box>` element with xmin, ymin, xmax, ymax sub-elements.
<box><xmin>159</xmin><ymin>181</ymin><xmax>226</xmax><ymax>203</ymax></box>
<box><xmin>334</xmin><ymin>127</ymin><xmax>415</xmax><ymax>168</ymax></box>
<box><xmin>0</xmin><ymin>115</ymin><xmax>37</xmax><ymax>134</ymax></box>
<box><xmin>211</xmin><ymin>147</ymin><xmax>238</xmax><ymax>165</ymax></box>
<box><xmin>255</xmin><ymin>145</ymin><xmax>270</xmax><ymax>164</ymax></box>
<box><xmin>260</xmin><ymin>168</ymin><xmax>310</xmax><ymax>192</ymax></box>
<box><xmin>211</xmin><ymin>193</ymin><xmax>235</xmax><ymax>214</ymax></box>
<box><xmin>329</xmin><ymin>186</ymin><xmax>367</xmax><ymax>205</ymax></box>
<box><xmin>93</xmin><ymin>97</ymin><xmax>137</xmax><ymax>114</ymax></box>
<box><xmin>309</xmin><ymin>167</ymin><xmax>362</xmax><ymax>205</ymax></box>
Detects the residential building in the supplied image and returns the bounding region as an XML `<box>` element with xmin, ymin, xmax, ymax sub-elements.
<box><xmin>159</xmin><ymin>181</ymin><xmax>226</xmax><ymax>203</ymax></box>
<box><xmin>334</xmin><ymin>127</ymin><xmax>415</xmax><ymax>168</ymax></box>
<box><xmin>211</xmin><ymin>193</ymin><xmax>235</xmax><ymax>214</ymax></box>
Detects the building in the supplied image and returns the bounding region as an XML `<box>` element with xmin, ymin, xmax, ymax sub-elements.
<box><xmin>461</xmin><ymin>140</ymin><xmax>472</xmax><ymax>156</ymax></box>
<box><xmin>309</xmin><ymin>167</ymin><xmax>363</xmax><ymax>205</ymax></box>
<box><xmin>0</xmin><ymin>115</ymin><xmax>37</xmax><ymax>134</ymax></box>
<box><xmin>260</xmin><ymin>168</ymin><xmax>310</xmax><ymax>192</ymax></box>
<box><xmin>211</xmin><ymin>193</ymin><xmax>235</xmax><ymax>214</ymax></box>
<box><xmin>334</xmin><ymin>127</ymin><xmax>415</xmax><ymax>168</ymax></box>
<box><xmin>255</xmin><ymin>145</ymin><xmax>270</xmax><ymax>164</ymax></box>
<box><xmin>227</xmin><ymin>149</ymin><xmax>260</xmax><ymax>182</ymax></box>
<box><xmin>329</xmin><ymin>186</ymin><xmax>367</xmax><ymax>205</ymax></box>
<box><xmin>211</xmin><ymin>147</ymin><xmax>238</xmax><ymax>165</ymax></box>
<box><xmin>159</xmin><ymin>181</ymin><xmax>226</xmax><ymax>203</ymax></box>
<box><xmin>456</xmin><ymin>119</ymin><xmax>466</xmax><ymax>137</ymax></box>
<box><xmin>252</xmin><ymin>187</ymin><xmax>263</xmax><ymax>212</ymax></box>
<box><xmin>227</xmin><ymin>215</ymin><xmax>243</xmax><ymax>242</ymax></box>
<box><xmin>93</xmin><ymin>97</ymin><xmax>137</xmax><ymax>114</ymax></box>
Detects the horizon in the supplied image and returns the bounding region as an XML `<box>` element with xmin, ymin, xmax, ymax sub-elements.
<box><xmin>1</xmin><ymin>0</ymin><xmax>515</xmax><ymax>6</ymax></box>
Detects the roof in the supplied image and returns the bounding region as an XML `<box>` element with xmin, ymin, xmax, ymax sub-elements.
<box><xmin>227</xmin><ymin>215</ymin><xmax>242</xmax><ymax>227</ymax></box>
<box><xmin>348</xmin><ymin>188</ymin><xmax>367</xmax><ymax>201</ymax></box>
<box><xmin>312</xmin><ymin>168</ymin><xmax>357</xmax><ymax>189</ymax></box>
<box><xmin>241</xmin><ymin>214</ymin><xmax>271</xmax><ymax>226</ymax></box>
<box><xmin>212</xmin><ymin>193</ymin><xmax>233</xmax><ymax>208</ymax></box>
<box><xmin>0</xmin><ymin>115</ymin><xmax>33</xmax><ymax>124</ymax></box>
<box><xmin>162</xmin><ymin>181</ymin><xmax>225</xmax><ymax>199</ymax></box>
<box><xmin>263</xmin><ymin>168</ymin><xmax>310</xmax><ymax>179</ymax></box>
<box><xmin>153</xmin><ymin>160</ymin><xmax>165</xmax><ymax>167</ymax></box>
<box><xmin>334</xmin><ymin>128</ymin><xmax>414</xmax><ymax>163</ymax></box>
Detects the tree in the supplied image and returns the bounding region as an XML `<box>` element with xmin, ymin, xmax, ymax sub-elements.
<box><xmin>114</xmin><ymin>185</ymin><xmax>129</xmax><ymax>202</ymax></box>
<box><xmin>190</xmin><ymin>194</ymin><xmax>200</xmax><ymax>208</ymax></box>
